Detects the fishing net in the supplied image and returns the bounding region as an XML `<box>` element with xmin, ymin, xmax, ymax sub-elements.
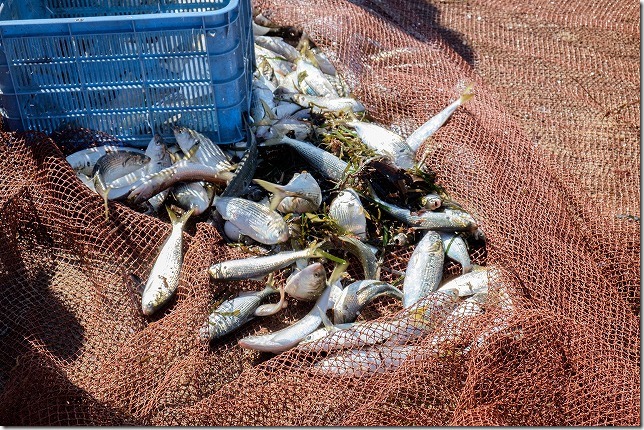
<box><xmin>0</xmin><ymin>0</ymin><xmax>639</xmax><ymax>425</ymax></box>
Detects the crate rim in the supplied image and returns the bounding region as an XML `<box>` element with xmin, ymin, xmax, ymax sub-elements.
<box><xmin>0</xmin><ymin>0</ymin><xmax>240</xmax><ymax>28</ymax></box>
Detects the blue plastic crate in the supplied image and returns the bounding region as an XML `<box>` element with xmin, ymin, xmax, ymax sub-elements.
<box><xmin>0</xmin><ymin>0</ymin><xmax>255</xmax><ymax>147</ymax></box>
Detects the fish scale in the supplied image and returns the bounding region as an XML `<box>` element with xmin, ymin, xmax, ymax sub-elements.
<box><xmin>402</xmin><ymin>231</ymin><xmax>445</xmax><ymax>308</ymax></box>
<box><xmin>214</xmin><ymin>197</ymin><xmax>289</xmax><ymax>245</ymax></box>
<box><xmin>209</xmin><ymin>247</ymin><xmax>318</xmax><ymax>280</ymax></box>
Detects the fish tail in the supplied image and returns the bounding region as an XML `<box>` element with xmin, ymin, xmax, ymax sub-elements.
<box><xmin>459</xmin><ymin>84</ymin><xmax>475</xmax><ymax>105</ymax></box>
<box><xmin>167</xmin><ymin>206</ymin><xmax>194</xmax><ymax>228</ymax></box>
<box><xmin>260</xmin><ymin>99</ymin><xmax>277</xmax><ymax>121</ymax></box>
<box><xmin>253</xmin><ymin>178</ymin><xmax>286</xmax><ymax>211</ymax></box>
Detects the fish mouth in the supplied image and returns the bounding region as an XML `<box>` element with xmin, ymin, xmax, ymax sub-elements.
<box><xmin>142</xmin><ymin>302</ymin><xmax>157</xmax><ymax>316</ymax></box>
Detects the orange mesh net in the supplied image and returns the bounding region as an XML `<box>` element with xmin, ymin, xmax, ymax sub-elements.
<box><xmin>0</xmin><ymin>0</ymin><xmax>639</xmax><ymax>425</ymax></box>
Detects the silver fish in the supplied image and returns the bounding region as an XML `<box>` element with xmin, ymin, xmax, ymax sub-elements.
<box><xmin>438</xmin><ymin>232</ymin><xmax>472</xmax><ymax>274</ymax></box>
<box><xmin>141</xmin><ymin>207</ymin><xmax>194</xmax><ymax>316</ymax></box>
<box><xmin>276</xmin><ymin>196</ymin><xmax>320</xmax><ymax>214</ymax></box>
<box><xmin>250</xmin><ymin>75</ymin><xmax>277</xmax><ymax>123</ymax></box>
<box><xmin>292</xmin><ymin>93</ymin><xmax>365</xmax><ymax>114</ymax></box>
<box><xmin>223</xmin><ymin>220</ymin><xmax>253</xmax><ymax>244</ymax></box>
<box><xmin>368</xmin><ymin>186</ymin><xmax>477</xmax><ymax>231</ymax></box>
<box><xmin>253</xmin><ymin>171</ymin><xmax>322</xmax><ymax>212</ymax></box>
<box><xmin>255</xmin><ymin>36</ymin><xmax>301</xmax><ymax>63</ymax></box>
<box><xmin>437</xmin><ymin>265</ymin><xmax>500</xmax><ymax>297</ymax></box>
<box><xmin>208</xmin><ymin>245</ymin><xmax>325</xmax><ymax>281</ymax></box>
<box><xmin>333</xmin><ymin>280</ymin><xmax>403</xmax><ymax>324</ymax></box>
<box><xmin>143</xmin><ymin>135</ymin><xmax>173</xmax><ymax>212</ymax></box>
<box><xmin>91</xmin><ymin>150</ymin><xmax>150</xmax><ymax>219</ymax></box>
<box><xmin>329</xmin><ymin>189</ymin><xmax>368</xmax><ymax>240</ymax></box>
<box><xmin>255</xmin><ymin>44</ymin><xmax>295</xmax><ymax>77</ymax></box>
<box><xmin>402</xmin><ymin>231</ymin><xmax>444</xmax><ymax>308</ymax></box>
<box><xmin>66</xmin><ymin>145</ymin><xmax>145</xmax><ymax>176</ymax></box>
<box><xmin>294</xmin><ymin>57</ymin><xmax>338</xmax><ymax>98</ymax></box>
<box><xmin>238</xmin><ymin>269</ymin><xmax>341</xmax><ymax>353</ymax></box>
<box><xmin>252</xmin><ymin>21</ymin><xmax>272</xmax><ymax>36</ymax></box>
<box><xmin>345</xmin><ymin>120</ymin><xmax>415</xmax><ymax>170</ymax></box>
<box><xmin>284</xmin><ymin>262</ymin><xmax>327</xmax><ymax>301</ymax></box>
<box><xmin>406</xmin><ymin>85</ymin><xmax>474</xmax><ymax>153</ymax></box>
<box><xmin>263</xmin><ymin>136</ymin><xmax>349</xmax><ymax>182</ymax></box>
<box><xmin>172</xmin><ymin>126</ymin><xmax>234</xmax><ymax>170</ymax></box>
<box><xmin>420</xmin><ymin>193</ymin><xmax>442</xmax><ymax>210</ymax></box>
<box><xmin>214</xmin><ymin>196</ymin><xmax>289</xmax><ymax>245</ymax></box>
<box><xmin>335</xmin><ymin>235</ymin><xmax>380</xmax><ymax>280</ymax></box>
<box><xmin>172</xmin><ymin>181</ymin><xmax>215</xmax><ymax>216</ymax></box>
<box><xmin>200</xmin><ymin>286</ymin><xmax>277</xmax><ymax>341</ymax></box>
<box><xmin>312</xmin><ymin>344</ymin><xmax>421</xmax><ymax>378</ymax></box>
<box><xmin>299</xmin><ymin>321</ymin><xmax>355</xmax><ymax>346</ymax></box>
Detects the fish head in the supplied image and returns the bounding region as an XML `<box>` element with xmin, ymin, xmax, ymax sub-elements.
<box><xmin>421</xmin><ymin>194</ymin><xmax>442</xmax><ymax>210</ymax></box>
<box><xmin>446</xmin><ymin>209</ymin><xmax>478</xmax><ymax>231</ymax></box>
<box><xmin>284</xmin><ymin>262</ymin><xmax>327</xmax><ymax>300</ymax></box>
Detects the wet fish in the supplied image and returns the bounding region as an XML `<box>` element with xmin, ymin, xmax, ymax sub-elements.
<box><xmin>253</xmin><ymin>171</ymin><xmax>322</xmax><ymax>211</ymax></box>
<box><xmin>66</xmin><ymin>145</ymin><xmax>145</xmax><ymax>176</ymax></box>
<box><xmin>292</xmin><ymin>93</ymin><xmax>365</xmax><ymax>114</ymax></box>
<box><xmin>208</xmin><ymin>244</ymin><xmax>326</xmax><ymax>281</ymax></box>
<box><xmin>329</xmin><ymin>188</ymin><xmax>368</xmax><ymax>240</ymax></box>
<box><xmin>262</xmin><ymin>136</ymin><xmax>349</xmax><ymax>182</ymax></box>
<box><xmin>284</xmin><ymin>262</ymin><xmax>327</xmax><ymax>301</ymax></box>
<box><xmin>294</xmin><ymin>57</ymin><xmax>338</xmax><ymax>98</ymax></box>
<box><xmin>214</xmin><ymin>196</ymin><xmax>289</xmax><ymax>245</ymax></box>
<box><xmin>255</xmin><ymin>36</ymin><xmax>301</xmax><ymax>63</ymax></box>
<box><xmin>368</xmin><ymin>186</ymin><xmax>477</xmax><ymax>231</ymax></box>
<box><xmin>312</xmin><ymin>344</ymin><xmax>420</xmax><ymax>378</ymax></box>
<box><xmin>345</xmin><ymin>120</ymin><xmax>415</xmax><ymax>170</ymax></box>
<box><xmin>200</xmin><ymin>286</ymin><xmax>278</xmax><ymax>341</ymax></box>
<box><xmin>406</xmin><ymin>85</ymin><xmax>474</xmax><ymax>153</ymax></box>
<box><xmin>335</xmin><ymin>235</ymin><xmax>380</xmax><ymax>280</ymax></box>
<box><xmin>438</xmin><ymin>232</ymin><xmax>472</xmax><ymax>274</ymax></box>
<box><xmin>91</xmin><ymin>151</ymin><xmax>150</xmax><ymax>219</ymax></box>
<box><xmin>437</xmin><ymin>265</ymin><xmax>499</xmax><ymax>297</ymax></box>
<box><xmin>333</xmin><ymin>280</ymin><xmax>403</xmax><ymax>324</ymax></box>
<box><xmin>142</xmin><ymin>135</ymin><xmax>173</xmax><ymax>212</ymax></box>
<box><xmin>172</xmin><ymin>126</ymin><xmax>234</xmax><ymax>170</ymax></box>
<box><xmin>141</xmin><ymin>207</ymin><xmax>194</xmax><ymax>316</ymax></box>
<box><xmin>172</xmin><ymin>181</ymin><xmax>215</xmax><ymax>216</ymax></box>
<box><xmin>402</xmin><ymin>231</ymin><xmax>444</xmax><ymax>308</ymax></box>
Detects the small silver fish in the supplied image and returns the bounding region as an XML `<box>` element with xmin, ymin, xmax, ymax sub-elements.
<box><xmin>438</xmin><ymin>232</ymin><xmax>472</xmax><ymax>274</ymax></box>
<box><xmin>335</xmin><ymin>235</ymin><xmax>380</xmax><ymax>280</ymax></box>
<box><xmin>437</xmin><ymin>265</ymin><xmax>499</xmax><ymax>297</ymax></box>
<box><xmin>208</xmin><ymin>244</ymin><xmax>324</xmax><ymax>281</ymax></box>
<box><xmin>263</xmin><ymin>136</ymin><xmax>349</xmax><ymax>182</ymax></box>
<box><xmin>66</xmin><ymin>145</ymin><xmax>145</xmax><ymax>176</ymax></box>
<box><xmin>329</xmin><ymin>189</ymin><xmax>368</xmax><ymax>240</ymax></box>
<box><xmin>172</xmin><ymin>181</ymin><xmax>215</xmax><ymax>216</ymax></box>
<box><xmin>141</xmin><ymin>207</ymin><xmax>194</xmax><ymax>316</ymax></box>
<box><xmin>312</xmin><ymin>344</ymin><xmax>421</xmax><ymax>378</ymax></box>
<box><xmin>284</xmin><ymin>262</ymin><xmax>327</xmax><ymax>301</ymax></box>
<box><xmin>406</xmin><ymin>85</ymin><xmax>474</xmax><ymax>153</ymax></box>
<box><xmin>223</xmin><ymin>220</ymin><xmax>252</xmax><ymax>244</ymax></box>
<box><xmin>200</xmin><ymin>286</ymin><xmax>278</xmax><ymax>341</ymax></box>
<box><xmin>172</xmin><ymin>126</ymin><xmax>234</xmax><ymax>170</ymax></box>
<box><xmin>292</xmin><ymin>93</ymin><xmax>365</xmax><ymax>114</ymax></box>
<box><xmin>402</xmin><ymin>231</ymin><xmax>444</xmax><ymax>308</ymax></box>
<box><xmin>294</xmin><ymin>57</ymin><xmax>338</xmax><ymax>98</ymax></box>
<box><xmin>345</xmin><ymin>120</ymin><xmax>415</xmax><ymax>170</ymax></box>
<box><xmin>253</xmin><ymin>171</ymin><xmax>322</xmax><ymax>212</ymax></box>
<box><xmin>255</xmin><ymin>36</ymin><xmax>301</xmax><ymax>63</ymax></box>
<box><xmin>333</xmin><ymin>280</ymin><xmax>403</xmax><ymax>324</ymax></box>
<box><xmin>214</xmin><ymin>196</ymin><xmax>289</xmax><ymax>245</ymax></box>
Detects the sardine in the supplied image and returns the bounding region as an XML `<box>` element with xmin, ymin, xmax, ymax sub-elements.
<box><xmin>208</xmin><ymin>244</ymin><xmax>325</xmax><ymax>281</ymax></box>
<box><xmin>345</xmin><ymin>120</ymin><xmax>415</xmax><ymax>170</ymax></box>
<box><xmin>143</xmin><ymin>135</ymin><xmax>173</xmax><ymax>212</ymax></box>
<box><xmin>292</xmin><ymin>93</ymin><xmax>365</xmax><ymax>114</ymax></box>
<box><xmin>284</xmin><ymin>262</ymin><xmax>327</xmax><ymax>301</ymax></box>
<box><xmin>333</xmin><ymin>280</ymin><xmax>403</xmax><ymax>324</ymax></box>
<box><xmin>172</xmin><ymin>126</ymin><xmax>234</xmax><ymax>170</ymax></box>
<box><xmin>294</xmin><ymin>57</ymin><xmax>338</xmax><ymax>98</ymax></box>
<box><xmin>141</xmin><ymin>207</ymin><xmax>194</xmax><ymax>316</ymax></box>
<box><xmin>329</xmin><ymin>189</ymin><xmax>368</xmax><ymax>240</ymax></box>
<box><xmin>253</xmin><ymin>171</ymin><xmax>322</xmax><ymax>212</ymax></box>
<box><xmin>223</xmin><ymin>220</ymin><xmax>251</xmax><ymax>243</ymax></box>
<box><xmin>406</xmin><ymin>85</ymin><xmax>474</xmax><ymax>153</ymax></box>
<box><xmin>437</xmin><ymin>265</ymin><xmax>499</xmax><ymax>297</ymax></box>
<box><xmin>200</xmin><ymin>286</ymin><xmax>277</xmax><ymax>341</ymax></box>
<box><xmin>91</xmin><ymin>151</ymin><xmax>150</xmax><ymax>219</ymax></box>
<box><xmin>238</xmin><ymin>265</ymin><xmax>343</xmax><ymax>353</ymax></box>
<box><xmin>438</xmin><ymin>232</ymin><xmax>472</xmax><ymax>274</ymax></box>
<box><xmin>262</xmin><ymin>136</ymin><xmax>349</xmax><ymax>182</ymax></box>
<box><xmin>368</xmin><ymin>186</ymin><xmax>477</xmax><ymax>231</ymax></box>
<box><xmin>402</xmin><ymin>231</ymin><xmax>444</xmax><ymax>308</ymax></box>
<box><xmin>420</xmin><ymin>193</ymin><xmax>442</xmax><ymax>210</ymax></box>
<box><xmin>335</xmin><ymin>235</ymin><xmax>379</xmax><ymax>280</ymax></box>
<box><xmin>66</xmin><ymin>145</ymin><xmax>145</xmax><ymax>176</ymax></box>
<box><xmin>312</xmin><ymin>344</ymin><xmax>420</xmax><ymax>378</ymax></box>
<box><xmin>172</xmin><ymin>181</ymin><xmax>215</xmax><ymax>216</ymax></box>
<box><xmin>255</xmin><ymin>36</ymin><xmax>301</xmax><ymax>63</ymax></box>
<box><xmin>214</xmin><ymin>196</ymin><xmax>289</xmax><ymax>245</ymax></box>
<box><xmin>276</xmin><ymin>196</ymin><xmax>320</xmax><ymax>214</ymax></box>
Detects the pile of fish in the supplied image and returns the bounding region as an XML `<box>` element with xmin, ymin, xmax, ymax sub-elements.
<box><xmin>64</xmin><ymin>13</ymin><xmax>518</xmax><ymax>377</ymax></box>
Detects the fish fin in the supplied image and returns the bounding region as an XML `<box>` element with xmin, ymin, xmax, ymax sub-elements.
<box><xmin>260</xmin><ymin>99</ymin><xmax>277</xmax><ymax>121</ymax></box>
<box><xmin>167</xmin><ymin>206</ymin><xmax>194</xmax><ymax>227</ymax></box>
<box><xmin>252</xmin><ymin>178</ymin><xmax>286</xmax><ymax>211</ymax></box>
<box><xmin>317</xmin><ymin>305</ymin><xmax>334</xmax><ymax>328</ymax></box>
<box><xmin>327</xmin><ymin>260</ymin><xmax>350</xmax><ymax>286</ymax></box>
<box><xmin>459</xmin><ymin>84</ymin><xmax>475</xmax><ymax>105</ymax></box>
<box><xmin>93</xmin><ymin>173</ymin><xmax>111</xmax><ymax>221</ymax></box>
